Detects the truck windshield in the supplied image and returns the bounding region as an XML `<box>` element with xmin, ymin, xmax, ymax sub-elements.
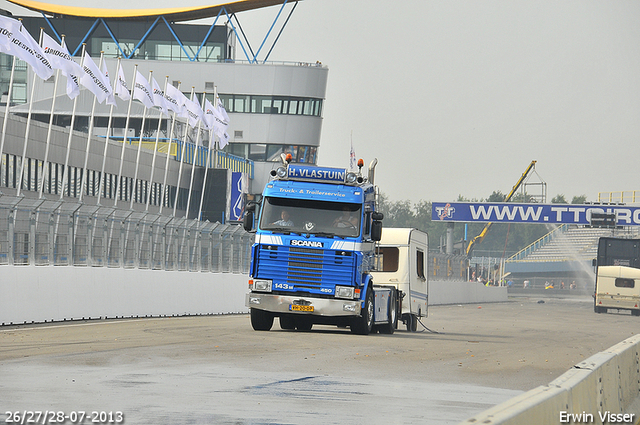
<box><xmin>260</xmin><ymin>197</ymin><xmax>362</xmax><ymax>238</ymax></box>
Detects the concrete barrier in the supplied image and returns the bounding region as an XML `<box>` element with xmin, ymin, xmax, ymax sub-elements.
<box><xmin>430</xmin><ymin>280</ymin><xmax>508</xmax><ymax>305</ymax></box>
<box><xmin>0</xmin><ymin>268</ymin><xmax>508</xmax><ymax>326</ymax></box>
<box><xmin>0</xmin><ymin>265</ymin><xmax>249</xmax><ymax>325</ymax></box>
<box><xmin>460</xmin><ymin>334</ymin><xmax>640</xmax><ymax>424</ymax></box>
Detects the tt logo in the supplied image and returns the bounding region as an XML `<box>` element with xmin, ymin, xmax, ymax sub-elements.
<box><xmin>435</xmin><ymin>204</ymin><xmax>455</xmax><ymax>220</ymax></box>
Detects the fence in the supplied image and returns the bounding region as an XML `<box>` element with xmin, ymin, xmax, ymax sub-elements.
<box><xmin>430</xmin><ymin>252</ymin><xmax>469</xmax><ymax>281</ymax></box>
<box><xmin>1</xmin><ymin>193</ymin><xmax>473</xmax><ymax>280</ymax></box>
<box><xmin>0</xmin><ymin>194</ymin><xmax>253</xmax><ymax>273</ymax></box>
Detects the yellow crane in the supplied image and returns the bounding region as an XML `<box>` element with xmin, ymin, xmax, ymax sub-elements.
<box><xmin>465</xmin><ymin>160</ymin><xmax>538</xmax><ymax>257</ymax></box>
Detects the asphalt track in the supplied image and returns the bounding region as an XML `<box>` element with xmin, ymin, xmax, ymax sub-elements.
<box><xmin>1</xmin><ymin>294</ymin><xmax>638</xmax><ymax>424</ymax></box>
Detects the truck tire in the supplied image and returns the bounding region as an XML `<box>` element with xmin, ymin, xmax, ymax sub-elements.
<box><xmin>378</xmin><ymin>290</ymin><xmax>397</xmax><ymax>335</ymax></box>
<box><xmin>250</xmin><ymin>308</ymin><xmax>274</xmax><ymax>331</ymax></box>
<box><xmin>279</xmin><ymin>315</ymin><xmax>296</xmax><ymax>330</ymax></box>
<box><xmin>351</xmin><ymin>287</ymin><xmax>374</xmax><ymax>335</ymax></box>
<box><xmin>405</xmin><ymin>314</ymin><xmax>418</xmax><ymax>332</ymax></box>
<box><xmin>632</xmin><ymin>309</ymin><xmax>640</xmax><ymax>317</ymax></box>
<box><xmin>295</xmin><ymin>316</ymin><xmax>313</xmax><ymax>331</ymax></box>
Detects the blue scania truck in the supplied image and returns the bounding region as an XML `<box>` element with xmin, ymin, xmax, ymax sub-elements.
<box><xmin>243</xmin><ymin>156</ymin><xmax>408</xmax><ymax>335</ymax></box>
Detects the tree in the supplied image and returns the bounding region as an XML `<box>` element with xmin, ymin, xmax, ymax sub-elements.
<box><xmin>551</xmin><ymin>194</ymin><xmax>568</xmax><ymax>204</ymax></box>
<box><xmin>487</xmin><ymin>191</ymin><xmax>506</xmax><ymax>202</ymax></box>
<box><xmin>571</xmin><ymin>195</ymin><xmax>587</xmax><ymax>204</ymax></box>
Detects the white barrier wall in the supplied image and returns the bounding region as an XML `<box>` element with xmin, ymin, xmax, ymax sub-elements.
<box><xmin>0</xmin><ymin>266</ymin><xmax>507</xmax><ymax>325</ymax></box>
<box><xmin>429</xmin><ymin>280</ymin><xmax>508</xmax><ymax>305</ymax></box>
<box><xmin>460</xmin><ymin>334</ymin><xmax>640</xmax><ymax>424</ymax></box>
<box><xmin>0</xmin><ymin>266</ymin><xmax>250</xmax><ymax>325</ymax></box>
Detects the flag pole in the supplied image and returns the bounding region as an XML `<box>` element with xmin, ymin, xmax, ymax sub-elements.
<box><xmin>213</xmin><ymin>86</ymin><xmax>219</xmax><ymax>169</ymax></box>
<box><xmin>198</xmin><ymin>127</ymin><xmax>214</xmax><ymax>221</ymax></box>
<box><xmin>172</xmin><ymin>87</ymin><xmax>194</xmax><ymax>217</ymax></box>
<box><xmin>0</xmin><ymin>55</ymin><xmax>17</xmax><ymax>181</ymax></box>
<box><xmin>16</xmin><ymin>27</ymin><xmax>44</xmax><ymax>197</ymax></box>
<box><xmin>114</xmin><ymin>64</ymin><xmax>138</xmax><ymax>207</ymax></box>
<box><xmin>97</xmin><ymin>56</ymin><xmax>121</xmax><ymax>206</ymax></box>
<box><xmin>198</xmin><ymin>85</ymin><xmax>218</xmax><ymax>221</ymax></box>
<box><xmin>146</xmin><ymin>75</ymin><xmax>169</xmax><ymax>212</ymax></box>
<box><xmin>38</xmin><ymin>35</ymin><xmax>66</xmax><ymax>198</ymax></box>
<box><xmin>159</xmin><ymin>81</ymin><xmax>181</xmax><ymax>215</ymax></box>
<box><xmin>130</xmin><ymin>70</ymin><xmax>153</xmax><ymax>210</ymax></box>
<box><xmin>59</xmin><ymin>44</ymin><xmax>86</xmax><ymax>200</ymax></box>
<box><xmin>78</xmin><ymin>51</ymin><xmax>105</xmax><ymax>204</ymax></box>
<box><xmin>185</xmin><ymin>93</ymin><xmax>204</xmax><ymax>219</ymax></box>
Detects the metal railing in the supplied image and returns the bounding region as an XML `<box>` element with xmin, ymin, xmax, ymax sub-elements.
<box><xmin>0</xmin><ymin>194</ymin><xmax>253</xmax><ymax>273</ymax></box>
<box><xmin>597</xmin><ymin>191</ymin><xmax>640</xmax><ymax>204</ymax></box>
<box><xmin>506</xmin><ymin>224</ymin><xmax>570</xmax><ymax>262</ymax></box>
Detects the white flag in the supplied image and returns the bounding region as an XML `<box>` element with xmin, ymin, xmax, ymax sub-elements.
<box><xmin>218</xmin><ymin>131</ymin><xmax>230</xmax><ymax>149</ymax></box>
<box><xmin>151</xmin><ymin>77</ymin><xmax>169</xmax><ymax>116</ymax></box>
<box><xmin>350</xmin><ymin>141</ymin><xmax>356</xmax><ymax>170</ymax></box>
<box><xmin>114</xmin><ymin>64</ymin><xmax>130</xmax><ymax>101</ymax></box>
<box><xmin>65</xmin><ymin>72</ymin><xmax>80</xmax><ymax>99</ymax></box>
<box><xmin>41</xmin><ymin>32</ymin><xmax>82</xmax><ymax>99</ymax></box>
<box><xmin>133</xmin><ymin>70</ymin><xmax>154</xmax><ymax>109</ymax></box>
<box><xmin>211</xmin><ymin>96</ymin><xmax>230</xmax><ymax>146</ymax></box>
<box><xmin>184</xmin><ymin>96</ymin><xmax>203</xmax><ymax>128</ymax></box>
<box><xmin>216</xmin><ymin>97</ymin><xmax>230</xmax><ymax>122</ymax></box>
<box><xmin>203</xmin><ymin>98</ymin><xmax>216</xmax><ymax>131</ymax></box>
<box><xmin>164</xmin><ymin>83</ymin><xmax>187</xmax><ymax>116</ymax></box>
<box><xmin>101</xmin><ymin>60</ymin><xmax>116</xmax><ymax>106</ymax></box>
<box><xmin>0</xmin><ymin>20</ymin><xmax>53</xmax><ymax>80</ymax></box>
<box><xmin>62</xmin><ymin>40</ymin><xmax>80</xmax><ymax>99</ymax></box>
<box><xmin>80</xmin><ymin>51</ymin><xmax>113</xmax><ymax>104</ymax></box>
<box><xmin>41</xmin><ymin>32</ymin><xmax>81</xmax><ymax>77</ymax></box>
<box><xmin>0</xmin><ymin>15</ymin><xmax>21</xmax><ymax>53</ymax></box>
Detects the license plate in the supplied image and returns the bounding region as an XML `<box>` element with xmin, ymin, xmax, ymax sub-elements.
<box><xmin>289</xmin><ymin>304</ymin><xmax>314</xmax><ymax>312</ymax></box>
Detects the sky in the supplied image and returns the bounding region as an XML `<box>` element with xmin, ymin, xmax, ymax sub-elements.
<box><xmin>3</xmin><ymin>0</ymin><xmax>640</xmax><ymax>204</ymax></box>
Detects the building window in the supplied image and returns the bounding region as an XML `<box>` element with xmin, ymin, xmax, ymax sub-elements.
<box><xmin>210</xmin><ymin>93</ymin><xmax>322</xmax><ymax>117</ymax></box>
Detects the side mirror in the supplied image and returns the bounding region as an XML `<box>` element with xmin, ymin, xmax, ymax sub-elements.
<box><xmin>371</xmin><ymin>220</ymin><xmax>382</xmax><ymax>242</ymax></box>
<box><xmin>243</xmin><ymin>210</ymin><xmax>254</xmax><ymax>231</ymax></box>
<box><xmin>372</xmin><ymin>212</ymin><xmax>384</xmax><ymax>221</ymax></box>
<box><xmin>592</xmin><ymin>258</ymin><xmax>597</xmax><ymax>267</ymax></box>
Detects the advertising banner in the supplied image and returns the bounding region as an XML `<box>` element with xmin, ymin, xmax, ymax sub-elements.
<box><xmin>230</xmin><ymin>172</ymin><xmax>247</xmax><ymax>221</ymax></box>
<box><xmin>432</xmin><ymin>202</ymin><xmax>640</xmax><ymax>226</ymax></box>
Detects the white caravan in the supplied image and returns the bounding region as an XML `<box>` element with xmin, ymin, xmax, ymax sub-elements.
<box><xmin>595</xmin><ymin>265</ymin><xmax>640</xmax><ymax>316</ymax></box>
<box><xmin>371</xmin><ymin>228</ymin><xmax>428</xmax><ymax>331</ymax></box>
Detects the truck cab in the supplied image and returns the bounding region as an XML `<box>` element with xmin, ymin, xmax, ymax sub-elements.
<box><xmin>244</xmin><ymin>157</ymin><xmax>397</xmax><ymax>334</ymax></box>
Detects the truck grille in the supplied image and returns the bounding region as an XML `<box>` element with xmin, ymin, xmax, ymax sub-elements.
<box><xmin>256</xmin><ymin>245</ymin><xmax>355</xmax><ymax>286</ymax></box>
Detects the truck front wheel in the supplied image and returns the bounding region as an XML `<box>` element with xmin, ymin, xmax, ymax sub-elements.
<box><xmin>251</xmin><ymin>308</ymin><xmax>274</xmax><ymax>331</ymax></box>
<box><xmin>351</xmin><ymin>287</ymin><xmax>374</xmax><ymax>335</ymax></box>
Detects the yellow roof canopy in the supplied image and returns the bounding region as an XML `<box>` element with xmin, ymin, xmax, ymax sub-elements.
<box><xmin>7</xmin><ymin>0</ymin><xmax>290</xmax><ymax>21</ymax></box>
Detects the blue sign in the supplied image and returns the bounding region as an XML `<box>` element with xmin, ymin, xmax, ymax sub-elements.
<box><xmin>287</xmin><ymin>164</ymin><xmax>346</xmax><ymax>183</ymax></box>
<box><xmin>230</xmin><ymin>172</ymin><xmax>245</xmax><ymax>221</ymax></box>
<box><xmin>432</xmin><ymin>202</ymin><xmax>640</xmax><ymax>226</ymax></box>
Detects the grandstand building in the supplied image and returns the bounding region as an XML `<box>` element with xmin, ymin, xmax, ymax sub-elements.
<box><xmin>1</xmin><ymin>0</ymin><xmax>327</xmax><ymax>222</ymax></box>
<box><xmin>505</xmin><ymin>224</ymin><xmax>640</xmax><ymax>292</ymax></box>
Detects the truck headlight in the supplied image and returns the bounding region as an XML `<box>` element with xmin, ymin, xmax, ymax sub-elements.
<box><xmin>253</xmin><ymin>280</ymin><xmax>273</xmax><ymax>292</ymax></box>
<box><xmin>345</xmin><ymin>172</ymin><xmax>357</xmax><ymax>184</ymax></box>
<box><xmin>276</xmin><ymin>167</ymin><xmax>287</xmax><ymax>178</ymax></box>
<box><xmin>335</xmin><ymin>286</ymin><xmax>354</xmax><ymax>299</ymax></box>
